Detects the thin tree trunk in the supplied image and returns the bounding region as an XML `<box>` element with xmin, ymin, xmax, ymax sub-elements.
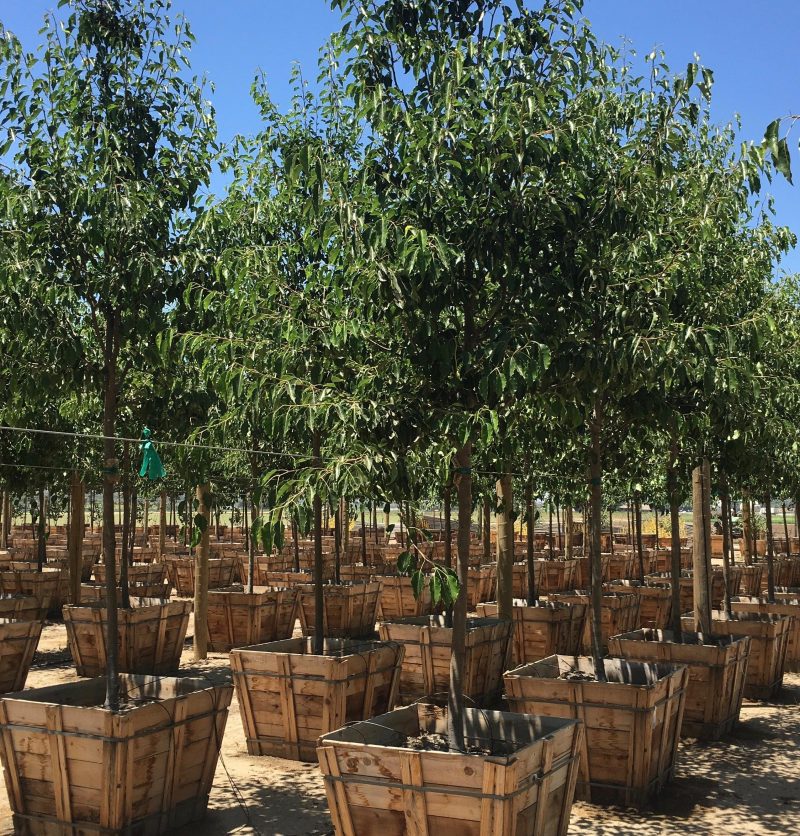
<box><xmin>443</xmin><ymin>485</ymin><xmax>452</xmax><ymax>569</ymax></box>
<box><xmin>526</xmin><ymin>483</ymin><xmax>536</xmax><ymax>605</ymax></box>
<box><xmin>193</xmin><ymin>483</ymin><xmax>210</xmax><ymax>661</ymax></box>
<box><xmin>243</xmin><ymin>494</ymin><xmax>249</xmax><ymax>554</ymax></box>
<box><xmin>692</xmin><ymin>459</ymin><xmax>713</xmax><ymax>634</ymax></box>
<box><xmin>634</xmin><ymin>491</ymin><xmax>645</xmax><ymax>582</ymax></box>
<box><xmin>101</xmin><ymin>313</ymin><xmax>120</xmax><ymax>711</ymax></box>
<box><xmin>741</xmin><ymin>489</ymin><xmax>753</xmax><ymax>565</ymax></box>
<box><xmin>36</xmin><ymin>484</ymin><xmax>46</xmax><ymax>571</ymax></box>
<box><xmin>782</xmin><ymin>501</ymin><xmax>790</xmax><ymax>557</ymax></box>
<box><xmin>588</xmin><ymin>403</ymin><xmax>606</xmax><ymax>681</ymax></box>
<box><xmin>548</xmin><ymin>501</ymin><xmax>553</xmax><ymax>553</ymax></box>
<box><xmin>1</xmin><ymin>490</ymin><xmax>9</xmax><ymax>549</ymax></box>
<box><xmin>654</xmin><ymin>506</ymin><xmax>660</xmax><ymax>550</ymax></box>
<box><xmin>120</xmin><ymin>442</ymin><xmax>131</xmax><ymax>610</ymax></box>
<box><xmin>667</xmin><ymin>442</ymin><xmax>683</xmax><ymax>641</ymax></box>
<box><xmin>765</xmin><ymin>492</ymin><xmax>776</xmax><ymax>603</ymax></box>
<box><xmin>564</xmin><ymin>505</ymin><xmax>573</xmax><ymax>561</ymax></box>
<box><xmin>247</xmin><ymin>494</ymin><xmax>256</xmax><ymax>594</ymax></box>
<box><xmin>312</xmin><ymin>432</ymin><xmax>324</xmax><ymax>655</ymax></box>
<box><xmin>159</xmin><ymin>488</ymin><xmax>167</xmax><ymax>556</ymax></box>
<box><xmin>482</xmin><ymin>495</ymin><xmax>491</xmax><ymax>562</ymax></box>
<box><xmin>448</xmin><ymin>441</ymin><xmax>471</xmax><ymax>751</ymax></box>
<box><xmin>334</xmin><ymin>506</ymin><xmax>341</xmax><ymax>585</ymax></box>
<box><xmin>609</xmin><ymin>507</ymin><xmax>614</xmax><ymax>555</ymax></box>
<box><xmin>720</xmin><ymin>476</ymin><xmax>733</xmax><ymax>617</ymax></box>
<box><xmin>496</xmin><ymin>470</ymin><xmax>513</xmax><ymax>621</ymax></box>
<box><xmin>556</xmin><ymin>502</ymin><xmax>562</xmax><ymax>551</ymax></box>
<box><xmin>293</xmin><ymin>517</ymin><xmax>300</xmax><ymax>572</ymax></box>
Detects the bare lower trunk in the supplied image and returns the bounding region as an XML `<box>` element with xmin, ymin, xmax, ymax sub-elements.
<box><xmin>247</xmin><ymin>495</ymin><xmax>256</xmax><ymax>594</ymax></box>
<box><xmin>654</xmin><ymin>506</ymin><xmax>660</xmax><ymax>551</ymax></box>
<box><xmin>312</xmin><ymin>432</ymin><xmax>324</xmax><ymax>655</ymax></box>
<box><xmin>556</xmin><ymin>502</ymin><xmax>562</xmax><ymax>551</ymax></box>
<box><xmin>68</xmin><ymin>472</ymin><xmax>84</xmax><ymax>605</ymax></box>
<box><xmin>609</xmin><ymin>508</ymin><xmax>614</xmax><ymax>555</ymax></box>
<box><xmin>667</xmin><ymin>444</ymin><xmax>683</xmax><ymax>641</ymax></box>
<box><xmin>782</xmin><ymin>502</ymin><xmax>790</xmax><ymax>557</ymax></box>
<box><xmin>1</xmin><ymin>490</ymin><xmax>9</xmax><ymax>549</ymax></box>
<box><xmin>36</xmin><ymin>485</ymin><xmax>46</xmax><ymax>571</ymax></box>
<box><xmin>447</xmin><ymin>441</ymin><xmax>471</xmax><ymax>751</ymax></box>
<box><xmin>564</xmin><ymin>505</ymin><xmax>573</xmax><ymax>561</ymax></box>
<box><xmin>482</xmin><ymin>495</ymin><xmax>491</xmax><ymax>562</ymax></box>
<box><xmin>634</xmin><ymin>491</ymin><xmax>645</xmax><ymax>582</ymax></box>
<box><xmin>293</xmin><ymin>517</ymin><xmax>300</xmax><ymax>573</ymax></box>
<box><xmin>360</xmin><ymin>505</ymin><xmax>367</xmax><ymax>565</ymax></box>
<box><xmin>526</xmin><ymin>483</ymin><xmax>536</xmax><ymax>605</ymax></box>
<box><xmin>588</xmin><ymin>402</ymin><xmax>606</xmax><ymax>681</ymax></box>
<box><xmin>692</xmin><ymin>460</ymin><xmax>713</xmax><ymax>634</ymax></box>
<box><xmin>443</xmin><ymin>485</ymin><xmax>452</xmax><ymax>569</ymax></box>
<box><xmin>765</xmin><ymin>493</ymin><xmax>776</xmax><ymax>603</ymax></box>
<box><xmin>741</xmin><ymin>490</ymin><xmax>753</xmax><ymax>565</ymax></box>
<box><xmin>159</xmin><ymin>488</ymin><xmax>167</xmax><ymax>556</ymax></box>
<box><xmin>119</xmin><ymin>443</ymin><xmax>131</xmax><ymax>610</ymax></box>
<box><xmin>496</xmin><ymin>470</ymin><xmax>513</xmax><ymax>620</ymax></box>
<box><xmin>720</xmin><ymin>476</ymin><xmax>732</xmax><ymax>617</ymax></box>
<box><xmin>193</xmin><ymin>483</ymin><xmax>210</xmax><ymax>660</ymax></box>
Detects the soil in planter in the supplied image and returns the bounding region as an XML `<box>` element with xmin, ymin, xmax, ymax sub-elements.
<box><xmin>559</xmin><ymin>669</ymin><xmax>596</xmax><ymax>682</ymax></box>
<box><xmin>404</xmin><ymin>731</ymin><xmax>491</xmax><ymax>756</ymax></box>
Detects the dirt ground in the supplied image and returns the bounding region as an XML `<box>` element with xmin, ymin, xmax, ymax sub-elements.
<box><xmin>1</xmin><ymin>618</ymin><xmax>798</xmax><ymax>836</ymax></box>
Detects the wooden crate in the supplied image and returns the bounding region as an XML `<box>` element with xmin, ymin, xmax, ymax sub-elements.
<box><xmin>605</xmin><ymin>580</ymin><xmax>672</xmax><ymax>629</ymax></box>
<box><xmin>645</xmin><ymin>570</ymin><xmax>728</xmax><ymax>613</ymax></box>
<box><xmin>317</xmin><ymin>703</ymin><xmax>583</xmax><ymax>836</ymax></box>
<box><xmin>205</xmin><ymin>586</ymin><xmax>298</xmax><ymax>652</ymax></box>
<box><xmin>504</xmin><ymin>655</ymin><xmax>688</xmax><ymax>807</ymax></box>
<box><xmin>230</xmin><ymin>637</ymin><xmax>403</xmax><ymax>761</ymax></box>
<box><xmin>94</xmin><ymin>561</ymin><xmax>167</xmax><ymax>588</ymax></box>
<box><xmin>730</xmin><ymin>595</ymin><xmax>800</xmax><ymax>672</ymax></box>
<box><xmin>465</xmin><ymin>564</ymin><xmax>497</xmax><ymax>609</ymax></box>
<box><xmin>538</xmin><ymin>560</ymin><xmax>578</xmax><ymax>594</ymax></box>
<box><xmin>63</xmin><ymin>601</ymin><xmax>192</xmax><ymax>677</ymax></box>
<box><xmin>550</xmin><ymin>591</ymin><xmax>640</xmax><ymax>654</ymax></box>
<box><xmin>0</xmin><ymin>674</ymin><xmax>232</xmax><ymax>834</ymax></box>
<box><xmin>608</xmin><ymin>629</ymin><xmax>750</xmax><ymax>739</ymax></box>
<box><xmin>681</xmin><ymin>612</ymin><xmax>791</xmax><ymax>700</ymax></box>
<box><xmin>296</xmin><ymin>581</ymin><xmax>382</xmax><ymax>638</ymax></box>
<box><xmin>511</xmin><ymin>561</ymin><xmax>545</xmax><ymax>599</ymax></box>
<box><xmin>0</xmin><ymin>568</ymin><xmax>62</xmax><ymax>616</ymax></box>
<box><xmin>376</xmin><ymin>575</ymin><xmax>434</xmax><ymax>620</ymax></box>
<box><xmin>604</xmin><ymin>553</ymin><xmax>636</xmax><ymax>582</ymax></box>
<box><xmin>263</xmin><ymin>569</ymin><xmax>314</xmax><ymax>587</ymax></box>
<box><xmin>0</xmin><ymin>594</ymin><xmax>45</xmax><ymax>623</ymax></box>
<box><xmin>80</xmin><ymin>580</ymin><xmax>172</xmax><ymax>601</ymax></box>
<box><xmin>740</xmin><ymin>564</ymin><xmax>764</xmax><ymax>596</ymax></box>
<box><xmin>0</xmin><ymin>618</ymin><xmax>43</xmax><ymax>693</ymax></box>
<box><xmin>478</xmin><ymin>600</ymin><xmax>586</xmax><ymax>666</ymax></box>
<box><xmin>377</xmin><ymin>615</ymin><xmax>511</xmax><ymax>706</ymax></box>
<box><xmin>757</xmin><ymin>558</ymin><xmax>794</xmax><ymax>590</ymax></box>
<box><xmin>237</xmin><ymin>552</ymin><xmax>295</xmax><ymax>586</ymax></box>
<box><xmin>165</xmin><ymin>556</ymin><xmax>236</xmax><ymax>597</ymax></box>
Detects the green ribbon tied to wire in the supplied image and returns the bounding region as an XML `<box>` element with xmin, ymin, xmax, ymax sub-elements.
<box><xmin>139</xmin><ymin>428</ymin><xmax>166</xmax><ymax>481</ymax></box>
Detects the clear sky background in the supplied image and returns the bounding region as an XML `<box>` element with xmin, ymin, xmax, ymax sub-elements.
<box><xmin>3</xmin><ymin>0</ymin><xmax>799</xmax><ymax>274</ymax></box>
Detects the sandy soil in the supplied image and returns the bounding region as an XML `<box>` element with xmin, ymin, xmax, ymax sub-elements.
<box><xmin>1</xmin><ymin>618</ymin><xmax>798</xmax><ymax>836</ymax></box>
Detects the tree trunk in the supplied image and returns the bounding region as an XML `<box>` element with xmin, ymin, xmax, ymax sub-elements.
<box><xmin>68</xmin><ymin>472</ymin><xmax>84</xmax><ymax>606</ymax></box>
<box><xmin>609</xmin><ymin>507</ymin><xmax>614</xmax><ymax>555</ymax></box>
<box><xmin>765</xmin><ymin>492</ymin><xmax>776</xmax><ymax>603</ymax></box>
<box><xmin>634</xmin><ymin>491</ymin><xmax>645</xmax><ymax>582</ymax></box>
<box><xmin>384</xmin><ymin>504</ymin><xmax>391</xmax><ymax>543</ymax></box>
<box><xmin>243</xmin><ymin>494</ymin><xmax>249</xmax><ymax>553</ymax></box>
<box><xmin>692</xmin><ymin>460</ymin><xmax>713</xmax><ymax>634</ymax></box>
<box><xmin>159</xmin><ymin>488</ymin><xmax>167</xmax><ymax>556</ymax></box>
<box><xmin>101</xmin><ymin>312</ymin><xmax>120</xmax><ymax>711</ymax></box>
<box><xmin>119</xmin><ymin>442</ymin><xmax>131</xmax><ymax>610</ymax></box>
<box><xmin>341</xmin><ymin>496</ymin><xmax>349</xmax><ymax>557</ymax></box>
<box><xmin>564</xmin><ymin>504</ymin><xmax>573</xmax><ymax>561</ymax></box>
<box><xmin>142</xmin><ymin>498</ymin><xmax>150</xmax><ymax>546</ymax></box>
<box><xmin>312</xmin><ymin>432</ymin><xmax>324</xmax><ymax>655</ymax></box>
<box><xmin>360</xmin><ymin>505</ymin><xmax>367</xmax><ymax>565</ymax></box>
<box><xmin>495</xmin><ymin>470</ymin><xmax>513</xmax><ymax>620</ymax></box>
<box><xmin>482</xmin><ymin>494</ymin><xmax>491</xmax><ymax>562</ymax></box>
<box><xmin>548</xmin><ymin>501</ymin><xmax>553</xmax><ymax>553</ymax></box>
<box><xmin>556</xmin><ymin>502</ymin><xmax>562</xmax><ymax>551</ymax></box>
<box><xmin>654</xmin><ymin>506</ymin><xmax>660</xmax><ymax>550</ymax></box>
<box><xmin>0</xmin><ymin>490</ymin><xmax>9</xmax><ymax>549</ymax></box>
<box><xmin>588</xmin><ymin>403</ymin><xmax>606</xmax><ymax>681</ymax></box>
<box><xmin>247</xmin><ymin>494</ymin><xmax>257</xmax><ymax>594</ymax></box>
<box><xmin>443</xmin><ymin>484</ymin><xmax>452</xmax><ymax>569</ymax></box>
<box><xmin>782</xmin><ymin>502</ymin><xmax>790</xmax><ymax>557</ymax></box>
<box><xmin>667</xmin><ymin>444</ymin><xmax>683</xmax><ymax>641</ymax></box>
<box><xmin>334</xmin><ymin>506</ymin><xmax>341</xmax><ymax>585</ymax></box>
<box><xmin>447</xmin><ymin>441</ymin><xmax>471</xmax><ymax>751</ymax></box>
<box><xmin>36</xmin><ymin>484</ymin><xmax>46</xmax><ymax>571</ymax></box>
<box><xmin>720</xmin><ymin>476</ymin><xmax>733</xmax><ymax>617</ymax></box>
<box><xmin>741</xmin><ymin>489</ymin><xmax>753</xmax><ymax>565</ymax></box>
<box><xmin>526</xmin><ymin>483</ymin><xmax>536</xmax><ymax>605</ymax></box>
<box><xmin>292</xmin><ymin>516</ymin><xmax>300</xmax><ymax>572</ymax></box>
<box><xmin>193</xmin><ymin>483</ymin><xmax>210</xmax><ymax>661</ymax></box>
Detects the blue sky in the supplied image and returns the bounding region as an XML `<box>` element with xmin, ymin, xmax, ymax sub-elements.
<box><xmin>3</xmin><ymin>0</ymin><xmax>799</xmax><ymax>274</ymax></box>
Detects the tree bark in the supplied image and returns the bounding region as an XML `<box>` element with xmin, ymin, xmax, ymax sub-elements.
<box><xmin>588</xmin><ymin>400</ymin><xmax>606</xmax><ymax>681</ymax></box>
<box><xmin>782</xmin><ymin>501</ymin><xmax>790</xmax><ymax>557</ymax></box>
<box><xmin>720</xmin><ymin>475</ymin><xmax>733</xmax><ymax>617</ymax></box>
<box><xmin>312</xmin><ymin>431</ymin><xmax>324</xmax><ymax>655</ymax></box>
<box><xmin>159</xmin><ymin>488</ymin><xmax>167</xmax><ymax>556</ymax></box>
<box><xmin>741</xmin><ymin>489</ymin><xmax>753</xmax><ymax>565</ymax></box>
<box><xmin>36</xmin><ymin>484</ymin><xmax>46</xmax><ymax>571</ymax></box>
<box><xmin>447</xmin><ymin>441</ymin><xmax>471</xmax><ymax>751</ymax></box>
<box><xmin>609</xmin><ymin>507</ymin><xmax>614</xmax><ymax>555</ymax></box>
<box><xmin>765</xmin><ymin>492</ymin><xmax>776</xmax><ymax>603</ymax></box>
<box><xmin>247</xmin><ymin>494</ymin><xmax>257</xmax><ymax>594</ymax></box>
<box><xmin>293</xmin><ymin>516</ymin><xmax>301</xmax><ymax>572</ymax></box>
<box><xmin>692</xmin><ymin>459</ymin><xmax>713</xmax><ymax>634</ymax></box>
<box><xmin>360</xmin><ymin>504</ymin><xmax>367</xmax><ymax>565</ymax></box>
<box><xmin>564</xmin><ymin>504</ymin><xmax>573</xmax><ymax>561</ymax></box>
<box><xmin>496</xmin><ymin>470</ymin><xmax>513</xmax><ymax>620</ymax></box>
<box><xmin>443</xmin><ymin>484</ymin><xmax>452</xmax><ymax>569</ymax></box>
<box><xmin>482</xmin><ymin>494</ymin><xmax>491</xmax><ymax>562</ymax></box>
<box><xmin>193</xmin><ymin>483</ymin><xmax>210</xmax><ymax>661</ymax></box>
<box><xmin>119</xmin><ymin>442</ymin><xmax>131</xmax><ymax>610</ymax></box>
<box><xmin>526</xmin><ymin>483</ymin><xmax>536</xmax><ymax>605</ymax></box>
<box><xmin>667</xmin><ymin>443</ymin><xmax>683</xmax><ymax>641</ymax></box>
<box><xmin>68</xmin><ymin>472</ymin><xmax>84</xmax><ymax>606</ymax></box>
<box><xmin>0</xmin><ymin>490</ymin><xmax>9</xmax><ymax>549</ymax></box>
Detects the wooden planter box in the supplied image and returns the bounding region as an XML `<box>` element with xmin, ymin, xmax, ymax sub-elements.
<box><xmin>538</xmin><ymin>560</ymin><xmax>577</xmax><ymax>595</ymax></box>
<box><xmin>550</xmin><ymin>591</ymin><xmax>640</xmax><ymax>654</ymax></box>
<box><xmin>0</xmin><ymin>674</ymin><xmax>232</xmax><ymax>834</ymax></box>
<box><xmin>318</xmin><ymin>703</ymin><xmax>583</xmax><ymax>836</ymax></box>
<box><xmin>205</xmin><ymin>586</ymin><xmax>298</xmax><ymax>652</ymax></box>
<box><xmin>608</xmin><ymin>629</ymin><xmax>750</xmax><ymax>739</ymax></box>
<box><xmin>376</xmin><ymin>575</ymin><xmax>434</xmax><ymax>620</ymax></box>
<box><xmin>680</xmin><ymin>612</ymin><xmax>791</xmax><ymax>700</ymax></box>
<box><xmin>604</xmin><ymin>554</ymin><xmax>635</xmax><ymax>582</ymax></box>
<box><xmin>94</xmin><ymin>561</ymin><xmax>167</xmax><ymax>588</ymax></box>
<box><xmin>377</xmin><ymin>615</ymin><xmax>511</xmax><ymax>706</ymax></box>
<box><xmin>263</xmin><ymin>569</ymin><xmax>314</xmax><ymax>587</ymax></box>
<box><xmin>0</xmin><ymin>597</ymin><xmax>44</xmax><ymax>693</ymax></box>
<box><xmin>511</xmin><ymin>561</ymin><xmax>545</xmax><ymax>598</ymax></box>
<box><xmin>80</xmin><ymin>579</ymin><xmax>172</xmax><ymax>601</ymax></box>
<box><xmin>237</xmin><ymin>552</ymin><xmax>295</xmax><ymax>585</ymax></box>
<box><xmin>230</xmin><ymin>637</ymin><xmax>403</xmax><ymax>761</ymax></box>
<box><xmin>478</xmin><ymin>600</ymin><xmax>586</xmax><ymax>666</ymax></box>
<box><xmin>465</xmin><ymin>564</ymin><xmax>497</xmax><ymax>609</ymax></box>
<box><xmin>730</xmin><ymin>595</ymin><xmax>800</xmax><ymax>672</ymax></box>
<box><xmin>165</xmin><ymin>556</ymin><xmax>236</xmax><ymax>597</ymax></box>
<box><xmin>296</xmin><ymin>581</ymin><xmax>382</xmax><ymax>638</ymax></box>
<box><xmin>645</xmin><ymin>570</ymin><xmax>728</xmax><ymax>613</ymax></box>
<box><xmin>504</xmin><ymin>655</ymin><xmax>688</xmax><ymax>807</ymax></box>
<box><xmin>757</xmin><ymin>558</ymin><xmax>794</xmax><ymax>590</ymax></box>
<box><xmin>605</xmin><ymin>580</ymin><xmax>672</xmax><ymax>629</ymax></box>
<box><xmin>63</xmin><ymin>601</ymin><xmax>192</xmax><ymax>677</ymax></box>
<box><xmin>740</xmin><ymin>564</ymin><xmax>764</xmax><ymax>596</ymax></box>
<box><xmin>0</xmin><ymin>568</ymin><xmax>63</xmax><ymax>616</ymax></box>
